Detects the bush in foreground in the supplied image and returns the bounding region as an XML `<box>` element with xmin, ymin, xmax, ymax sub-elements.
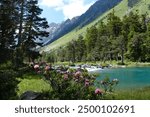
<box><xmin>27</xmin><ymin>64</ymin><xmax>119</xmax><ymax>100</ymax></box>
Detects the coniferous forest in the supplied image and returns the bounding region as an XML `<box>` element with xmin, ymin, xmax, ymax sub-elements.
<box><xmin>47</xmin><ymin>11</ymin><xmax>150</xmax><ymax>64</ymax></box>
<box><xmin>0</xmin><ymin>0</ymin><xmax>150</xmax><ymax>100</ymax></box>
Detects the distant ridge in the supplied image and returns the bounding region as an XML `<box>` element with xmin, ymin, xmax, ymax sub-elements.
<box><xmin>41</xmin><ymin>0</ymin><xmax>150</xmax><ymax>52</ymax></box>
<box><xmin>44</xmin><ymin>0</ymin><xmax>122</xmax><ymax>46</ymax></box>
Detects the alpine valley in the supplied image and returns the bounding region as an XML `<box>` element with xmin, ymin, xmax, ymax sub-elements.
<box><xmin>41</xmin><ymin>0</ymin><xmax>150</xmax><ymax>52</ymax></box>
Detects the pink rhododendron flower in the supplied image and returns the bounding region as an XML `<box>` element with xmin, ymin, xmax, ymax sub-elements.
<box><xmin>85</xmin><ymin>82</ymin><xmax>90</xmax><ymax>87</ymax></box>
<box><xmin>34</xmin><ymin>64</ymin><xmax>39</xmax><ymax>69</ymax></box>
<box><xmin>85</xmin><ymin>79</ymin><xmax>89</xmax><ymax>82</ymax></box>
<box><xmin>64</xmin><ymin>74</ymin><xmax>68</xmax><ymax>80</ymax></box>
<box><xmin>45</xmin><ymin>66</ymin><xmax>50</xmax><ymax>71</ymax></box>
<box><xmin>74</xmin><ymin>71</ymin><xmax>81</xmax><ymax>78</ymax></box>
<box><xmin>95</xmin><ymin>88</ymin><xmax>103</xmax><ymax>95</ymax></box>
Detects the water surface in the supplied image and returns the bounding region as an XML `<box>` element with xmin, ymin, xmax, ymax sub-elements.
<box><xmin>97</xmin><ymin>67</ymin><xmax>150</xmax><ymax>89</ymax></box>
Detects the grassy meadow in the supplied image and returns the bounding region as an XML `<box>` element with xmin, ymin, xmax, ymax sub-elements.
<box><xmin>17</xmin><ymin>73</ymin><xmax>51</xmax><ymax>96</ymax></box>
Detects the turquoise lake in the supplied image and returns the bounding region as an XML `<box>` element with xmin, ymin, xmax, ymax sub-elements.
<box><xmin>97</xmin><ymin>67</ymin><xmax>150</xmax><ymax>89</ymax></box>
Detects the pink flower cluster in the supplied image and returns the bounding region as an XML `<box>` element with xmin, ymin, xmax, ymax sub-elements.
<box><xmin>74</xmin><ymin>71</ymin><xmax>82</xmax><ymax>78</ymax></box>
<box><xmin>34</xmin><ymin>64</ymin><xmax>39</xmax><ymax>69</ymax></box>
<box><xmin>95</xmin><ymin>88</ymin><xmax>103</xmax><ymax>95</ymax></box>
<box><xmin>45</xmin><ymin>66</ymin><xmax>50</xmax><ymax>71</ymax></box>
<box><xmin>33</xmin><ymin>63</ymin><xmax>51</xmax><ymax>74</ymax></box>
<box><xmin>85</xmin><ymin>79</ymin><xmax>90</xmax><ymax>87</ymax></box>
<box><xmin>33</xmin><ymin>64</ymin><xmax>106</xmax><ymax>97</ymax></box>
<box><xmin>64</xmin><ymin>73</ymin><xmax>69</xmax><ymax>80</ymax></box>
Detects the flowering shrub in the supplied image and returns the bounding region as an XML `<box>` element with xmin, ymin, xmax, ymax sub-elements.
<box><xmin>32</xmin><ymin>63</ymin><xmax>119</xmax><ymax>100</ymax></box>
<box><xmin>99</xmin><ymin>77</ymin><xmax>119</xmax><ymax>92</ymax></box>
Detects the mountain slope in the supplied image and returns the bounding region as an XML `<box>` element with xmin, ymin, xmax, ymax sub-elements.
<box><xmin>44</xmin><ymin>0</ymin><xmax>122</xmax><ymax>45</ymax></box>
<box><xmin>42</xmin><ymin>23</ymin><xmax>60</xmax><ymax>43</ymax></box>
<box><xmin>41</xmin><ymin>0</ymin><xmax>150</xmax><ymax>52</ymax></box>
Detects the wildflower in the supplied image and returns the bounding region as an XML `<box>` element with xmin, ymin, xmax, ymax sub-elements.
<box><xmin>95</xmin><ymin>88</ymin><xmax>103</xmax><ymax>95</ymax></box>
<box><xmin>64</xmin><ymin>74</ymin><xmax>68</xmax><ymax>80</ymax></box>
<box><xmin>85</xmin><ymin>79</ymin><xmax>89</xmax><ymax>82</ymax></box>
<box><xmin>85</xmin><ymin>82</ymin><xmax>90</xmax><ymax>87</ymax></box>
<box><xmin>74</xmin><ymin>71</ymin><xmax>81</xmax><ymax>78</ymax></box>
<box><xmin>84</xmin><ymin>79</ymin><xmax>90</xmax><ymax>86</ymax></box>
<box><xmin>34</xmin><ymin>64</ymin><xmax>40</xmax><ymax>72</ymax></box>
<box><xmin>45</xmin><ymin>66</ymin><xmax>50</xmax><ymax>71</ymax></box>
<box><xmin>34</xmin><ymin>64</ymin><xmax>39</xmax><ymax>69</ymax></box>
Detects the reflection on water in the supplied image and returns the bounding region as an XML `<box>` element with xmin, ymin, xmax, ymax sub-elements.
<box><xmin>97</xmin><ymin>67</ymin><xmax>150</xmax><ymax>89</ymax></box>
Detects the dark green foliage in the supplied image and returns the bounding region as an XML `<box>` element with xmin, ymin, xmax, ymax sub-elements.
<box><xmin>107</xmin><ymin>10</ymin><xmax>122</xmax><ymax>37</ymax></box>
<box><xmin>55</xmin><ymin>35</ymin><xmax>87</xmax><ymax>63</ymax></box>
<box><xmin>20</xmin><ymin>0</ymin><xmax>49</xmax><ymax>62</ymax></box>
<box><xmin>127</xmin><ymin>33</ymin><xmax>146</xmax><ymax>62</ymax></box>
<box><xmin>0</xmin><ymin>0</ymin><xmax>49</xmax><ymax>99</ymax></box>
<box><xmin>0</xmin><ymin>0</ymin><xmax>18</xmax><ymax>63</ymax></box>
<box><xmin>75</xmin><ymin>35</ymin><xmax>86</xmax><ymax>62</ymax></box>
<box><xmin>0</xmin><ymin>0</ymin><xmax>49</xmax><ymax>64</ymax></box>
<box><xmin>46</xmin><ymin>52</ymin><xmax>56</xmax><ymax>63</ymax></box>
<box><xmin>85</xmin><ymin>26</ymin><xmax>98</xmax><ymax>54</ymax></box>
<box><xmin>0</xmin><ymin>64</ymin><xmax>19</xmax><ymax>99</ymax></box>
<box><xmin>66</xmin><ymin>40</ymin><xmax>77</xmax><ymax>62</ymax></box>
<box><xmin>55</xmin><ymin>11</ymin><xmax>150</xmax><ymax>63</ymax></box>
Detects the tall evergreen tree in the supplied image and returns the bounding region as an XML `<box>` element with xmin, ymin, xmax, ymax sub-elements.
<box><xmin>128</xmin><ymin>33</ymin><xmax>145</xmax><ymax>62</ymax></box>
<box><xmin>0</xmin><ymin>0</ymin><xmax>18</xmax><ymax>63</ymax></box>
<box><xmin>75</xmin><ymin>35</ymin><xmax>86</xmax><ymax>62</ymax></box>
<box><xmin>17</xmin><ymin>0</ymin><xmax>27</xmax><ymax>47</ymax></box>
<box><xmin>85</xmin><ymin>26</ymin><xmax>98</xmax><ymax>56</ymax></box>
<box><xmin>22</xmin><ymin>0</ymin><xmax>49</xmax><ymax>62</ymax></box>
<box><xmin>107</xmin><ymin>10</ymin><xmax>122</xmax><ymax>37</ymax></box>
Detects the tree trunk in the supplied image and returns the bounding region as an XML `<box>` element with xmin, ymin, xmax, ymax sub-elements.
<box><xmin>121</xmin><ymin>49</ymin><xmax>124</xmax><ymax>65</ymax></box>
<box><xmin>18</xmin><ymin>0</ymin><xmax>24</xmax><ymax>47</ymax></box>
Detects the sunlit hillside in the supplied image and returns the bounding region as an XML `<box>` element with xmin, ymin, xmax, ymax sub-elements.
<box><xmin>41</xmin><ymin>0</ymin><xmax>150</xmax><ymax>52</ymax></box>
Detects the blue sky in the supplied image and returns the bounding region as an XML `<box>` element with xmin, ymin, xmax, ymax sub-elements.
<box><xmin>39</xmin><ymin>0</ymin><xmax>97</xmax><ymax>24</ymax></box>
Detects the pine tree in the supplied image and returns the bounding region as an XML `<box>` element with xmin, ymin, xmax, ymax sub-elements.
<box><xmin>128</xmin><ymin>33</ymin><xmax>145</xmax><ymax>62</ymax></box>
<box><xmin>17</xmin><ymin>0</ymin><xmax>27</xmax><ymax>47</ymax></box>
<box><xmin>107</xmin><ymin>10</ymin><xmax>122</xmax><ymax>37</ymax></box>
<box><xmin>75</xmin><ymin>35</ymin><xmax>86</xmax><ymax>62</ymax></box>
<box><xmin>85</xmin><ymin>26</ymin><xmax>98</xmax><ymax>56</ymax></box>
<box><xmin>0</xmin><ymin>0</ymin><xmax>18</xmax><ymax>63</ymax></box>
<box><xmin>22</xmin><ymin>0</ymin><xmax>49</xmax><ymax>62</ymax></box>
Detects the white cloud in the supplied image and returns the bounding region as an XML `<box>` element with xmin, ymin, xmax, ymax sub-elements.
<box><xmin>63</xmin><ymin>0</ymin><xmax>93</xmax><ymax>19</ymax></box>
<box><xmin>40</xmin><ymin>0</ymin><xmax>64</xmax><ymax>8</ymax></box>
<box><xmin>40</xmin><ymin>0</ymin><xmax>94</xmax><ymax>20</ymax></box>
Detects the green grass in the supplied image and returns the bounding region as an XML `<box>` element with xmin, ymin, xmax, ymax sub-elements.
<box><xmin>16</xmin><ymin>72</ymin><xmax>150</xmax><ymax>100</ymax></box>
<box><xmin>101</xmin><ymin>87</ymin><xmax>150</xmax><ymax>100</ymax></box>
<box><xmin>41</xmin><ymin>0</ymin><xmax>150</xmax><ymax>52</ymax></box>
<box><xmin>114</xmin><ymin>87</ymin><xmax>150</xmax><ymax>100</ymax></box>
<box><xmin>17</xmin><ymin>73</ymin><xmax>51</xmax><ymax>96</ymax></box>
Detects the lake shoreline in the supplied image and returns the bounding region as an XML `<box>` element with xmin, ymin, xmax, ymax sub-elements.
<box><xmin>108</xmin><ymin>62</ymin><xmax>150</xmax><ymax>68</ymax></box>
